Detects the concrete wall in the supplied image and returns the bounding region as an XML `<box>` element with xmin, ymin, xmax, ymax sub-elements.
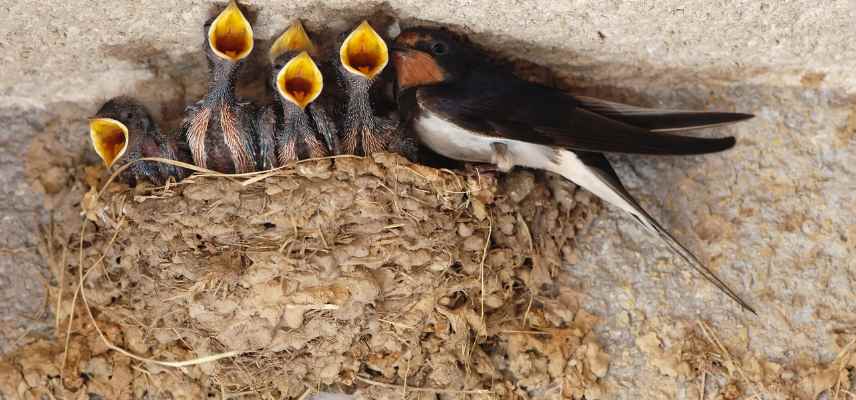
<box><xmin>2</xmin><ymin>1</ymin><xmax>855</xmax><ymax>398</ymax></box>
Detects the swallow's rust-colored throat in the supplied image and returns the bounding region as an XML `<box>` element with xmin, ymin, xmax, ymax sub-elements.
<box><xmin>392</xmin><ymin>49</ymin><xmax>445</xmax><ymax>89</ymax></box>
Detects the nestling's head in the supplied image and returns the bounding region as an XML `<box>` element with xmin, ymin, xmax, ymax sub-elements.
<box><xmin>269</xmin><ymin>21</ymin><xmax>323</xmax><ymax>110</ymax></box>
<box><xmin>337</xmin><ymin>21</ymin><xmax>389</xmax><ymax>81</ymax></box>
<box><xmin>203</xmin><ymin>0</ymin><xmax>254</xmax><ymax>65</ymax></box>
<box><xmin>89</xmin><ymin>97</ymin><xmax>156</xmax><ymax>168</ymax></box>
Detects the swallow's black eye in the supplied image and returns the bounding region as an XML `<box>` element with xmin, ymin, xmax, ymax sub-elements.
<box><xmin>431</xmin><ymin>42</ymin><xmax>448</xmax><ymax>55</ymax></box>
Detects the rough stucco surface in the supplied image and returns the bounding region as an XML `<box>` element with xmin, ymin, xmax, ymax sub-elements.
<box><xmin>1</xmin><ymin>0</ymin><xmax>855</xmax><ymax>398</ymax></box>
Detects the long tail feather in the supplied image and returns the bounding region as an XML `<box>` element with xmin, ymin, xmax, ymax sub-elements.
<box><xmin>576</xmin><ymin>96</ymin><xmax>754</xmax><ymax>132</ymax></box>
<box><xmin>551</xmin><ymin>150</ymin><xmax>757</xmax><ymax>314</ymax></box>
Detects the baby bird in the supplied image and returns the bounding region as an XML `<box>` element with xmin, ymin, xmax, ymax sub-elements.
<box><xmin>89</xmin><ymin>97</ymin><xmax>187</xmax><ymax>186</ymax></box>
<box><xmin>181</xmin><ymin>0</ymin><xmax>257</xmax><ymax>173</ymax></box>
<box><xmin>257</xmin><ymin>21</ymin><xmax>336</xmax><ymax>168</ymax></box>
<box><xmin>335</xmin><ymin>20</ymin><xmax>403</xmax><ymax>156</ymax></box>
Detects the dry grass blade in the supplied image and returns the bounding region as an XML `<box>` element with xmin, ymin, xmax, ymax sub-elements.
<box><xmin>833</xmin><ymin>338</ymin><xmax>856</xmax><ymax>400</ymax></box>
<box><xmin>355</xmin><ymin>375</ymin><xmax>491</xmax><ymax>395</ymax></box>
<box><xmin>96</xmin><ymin>155</ymin><xmax>368</xmax><ymax>198</ymax></box>
<box><xmin>60</xmin><ymin>221</ymin><xmax>90</xmax><ymax>379</ymax></box>
<box><xmin>54</xmin><ymin>231</ymin><xmax>69</xmax><ymax>334</ymax></box>
<box><xmin>479</xmin><ymin>215</ymin><xmax>492</xmax><ymax>329</ymax></box>
<box><xmin>500</xmin><ymin>330</ymin><xmax>553</xmax><ymax>336</ymax></box>
<box><xmin>697</xmin><ymin>320</ymin><xmax>771</xmax><ymax>400</ymax></box>
<box><xmin>69</xmin><ymin>215</ymin><xmax>242</xmax><ymax>369</ymax></box>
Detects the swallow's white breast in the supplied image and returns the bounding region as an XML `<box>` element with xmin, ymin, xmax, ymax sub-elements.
<box><xmin>413</xmin><ymin>109</ymin><xmax>641</xmax><ymax>221</ymax></box>
<box><xmin>413</xmin><ymin>110</ymin><xmax>555</xmax><ymax>171</ymax></box>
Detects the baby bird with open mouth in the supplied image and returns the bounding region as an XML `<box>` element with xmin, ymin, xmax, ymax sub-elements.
<box><xmin>336</xmin><ymin>20</ymin><xmax>414</xmax><ymax>158</ymax></box>
<box><xmin>181</xmin><ymin>0</ymin><xmax>258</xmax><ymax>174</ymax></box>
<box><xmin>257</xmin><ymin>21</ymin><xmax>336</xmax><ymax>168</ymax></box>
<box><xmin>89</xmin><ymin>97</ymin><xmax>188</xmax><ymax>186</ymax></box>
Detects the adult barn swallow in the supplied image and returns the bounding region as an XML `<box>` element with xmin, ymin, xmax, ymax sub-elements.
<box><xmin>90</xmin><ymin>97</ymin><xmax>187</xmax><ymax>185</ymax></box>
<box><xmin>336</xmin><ymin>21</ymin><xmax>400</xmax><ymax>156</ymax></box>
<box><xmin>256</xmin><ymin>22</ymin><xmax>334</xmax><ymax>167</ymax></box>
<box><xmin>392</xmin><ymin>28</ymin><xmax>756</xmax><ymax>314</ymax></box>
<box><xmin>181</xmin><ymin>0</ymin><xmax>257</xmax><ymax>173</ymax></box>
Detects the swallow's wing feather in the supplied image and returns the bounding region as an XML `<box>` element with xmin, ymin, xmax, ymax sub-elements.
<box><xmin>255</xmin><ymin>105</ymin><xmax>278</xmax><ymax>171</ymax></box>
<box><xmin>180</xmin><ymin>101</ymin><xmax>210</xmax><ymax>169</ymax></box>
<box><xmin>308</xmin><ymin>102</ymin><xmax>340</xmax><ymax>155</ymax></box>
<box><xmin>419</xmin><ymin>72</ymin><xmax>737</xmax><ymax>155</ymax></box>
<box><xmin>234</xmin><ymin>102</ymin><xmax>260</xmax><ymax>173</ymax></box>
<box><xmin>551</xmin><ymin>150</ymin><xmax>756</xmax><ymax>314</ymax></box>
<box><xmin>151</xmin><ymin>127</ymin><xmax>191</xmax><ymax>181</ymax></box>
<box><xmin>575</xmin><ymin>96</ymin><xmax>754</xmax><ymax>132</ymax></box>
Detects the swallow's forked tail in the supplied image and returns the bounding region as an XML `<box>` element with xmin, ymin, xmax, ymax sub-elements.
<box><xmin>576</xmin><ymin>96</ymin><xmax>755</xmax><ymax>132</ymax></box>
<box><xmin>549</xmin><ymin>149</ymin><xmax>757</xmax><ymax>315</ymax></box>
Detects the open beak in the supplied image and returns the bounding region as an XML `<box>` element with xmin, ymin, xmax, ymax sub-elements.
<box><xmin>269</xmin><ymin>20</ymin><xmax>315</xmax><ymax>62</ymax></box>
<box><xmin>339</xmin><ymin>20</ymin><xmax>388</xmax><ymax>79</ymax></box>
<box><xmin>208</xmin><ymin>0</ymin><xmax>254</xmax><ymax>61</ymax></box>
<box><xmin>89</xmin><ymin>118</ymin><xmax>129</xmax><ymax>168</ymax></box>
<box><xmin>276</xmin><ymin>51</ymin><xmax>323</xmax><ymax>109</ymax></box>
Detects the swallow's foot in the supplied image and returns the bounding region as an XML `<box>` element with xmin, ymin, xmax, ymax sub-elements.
<box><xmin>490</xmin><ymin>142</ymin><xmax>515</xmax><ymax>172</ymax></box>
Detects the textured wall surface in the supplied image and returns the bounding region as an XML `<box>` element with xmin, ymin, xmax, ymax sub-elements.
<box><xmin>1</xmin><ymin>1</ymin><xmax>855</xmax><ymax>398</ymax></box>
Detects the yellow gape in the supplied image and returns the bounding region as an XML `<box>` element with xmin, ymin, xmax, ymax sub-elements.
<box><xmin>89</xmin><ymin>118</ymin><xmax>129</xmax><ymax>168</ymax></box>
<box><xmin>276</xmin><ymin>52</ymin><xmax>323</xmax><ymax>109</ymax></box>
<box><xmin>269</xmin><ymin>21</ymin><xmax>315</xmax><ymax>61</ymax></box>
<box><xmin>208</xmin><ymin>0</ymin><xmax>254</xmax><ymax>61</ymax></box>
<box><xmin>340</xmin><ymin>21</ymin><xmax>389</xmax><ymax>79</ymax></box>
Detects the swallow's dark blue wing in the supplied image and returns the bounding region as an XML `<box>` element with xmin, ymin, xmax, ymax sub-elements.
<box><xmin>308</xmin><ymin>101</ymin><xmax>339</xmax><ymax>155</ymax></box>
<box><xmin>417</xmin><ymin>70</ymin><xmax>742</xmax><ymax>155</ymax></box>
<box><xmin>574</xmin><ymin>96</ymin><xmax>753</xmax><ymax>132</ymax></box>
<box><xmin>255</xmin><ymin>105</ymin><xmax>278</xmax><ymax>170</ymax></box>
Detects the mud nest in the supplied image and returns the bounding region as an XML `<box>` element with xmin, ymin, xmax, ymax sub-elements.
<box><xmin>2</xmin><ymin>154</ymin><xmax>616</xmax><ymax>399</ymax></box>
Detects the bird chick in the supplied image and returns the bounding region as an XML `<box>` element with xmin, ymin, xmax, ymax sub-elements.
<box><xmin>181</xmin><ymin>0</ymin><xmax>258</xmax><ymax>174</ymax></box>
<box><xmin>335</xmin><ymin>20</ymin><xmax>407</xmax><ymax>157</ymax></box>
<box><xmin>90</xmin><ymin>97</ymin><xmax>187</xmax><ymax>185</ymax></box>
<box><xmin>257</xmin><ymin>21</ymin><xmax>336</xmax><ymax>168</ymax></box>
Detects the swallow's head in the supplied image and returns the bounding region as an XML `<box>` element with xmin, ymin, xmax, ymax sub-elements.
<box><xmin>392</xmin><ymin>27</ymin><xmax>476</xmax><ymax>90</ymax></box>
<box><xmin>338</xmin><ymin>21</ymin><xmax>389</xmax><ymax>81</ymax></box>
<box><xmin>204</xmin><ymin>0</ymin><xmax>254</xmax><ymax>64</ymax></box>
<box><xmin>272</xmin><ymin>51</ymin><xmax>324</xmax><ymax>110</ymax></box>
<box><xmin>89</xmin><ymin>97</ymin><xmax>156</xmax><ymax>168</ymax></box>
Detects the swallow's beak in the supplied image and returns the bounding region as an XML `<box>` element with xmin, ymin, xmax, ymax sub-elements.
<box><xmin>339</xmin><ymin>20</ymin><xmax>388</xmax><ymax>79</ymax></box>
<box><xmin>269</xmin><ymin>21</ymin><xmax>315</xmax><ymax>62</ymax></box>
<box><xmin>276</xmin><ymin>51</ymin><xmax>323</xmax><ymax>109</ymax></box>
<box><xmin>208</xmin><ymin>0</ymin><xmax>254</xmax><ymax>61</ymax></box>
<box><xmin>89</xmin><ymin>117</ymin><xmax>129</xmax><ymax>168</ymax></box>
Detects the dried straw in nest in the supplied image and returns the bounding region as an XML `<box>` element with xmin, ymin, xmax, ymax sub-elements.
<box><xmin>3</xmin><ymin>153</ymin><xmax>615</xmax><ymax>399</ymax></box>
